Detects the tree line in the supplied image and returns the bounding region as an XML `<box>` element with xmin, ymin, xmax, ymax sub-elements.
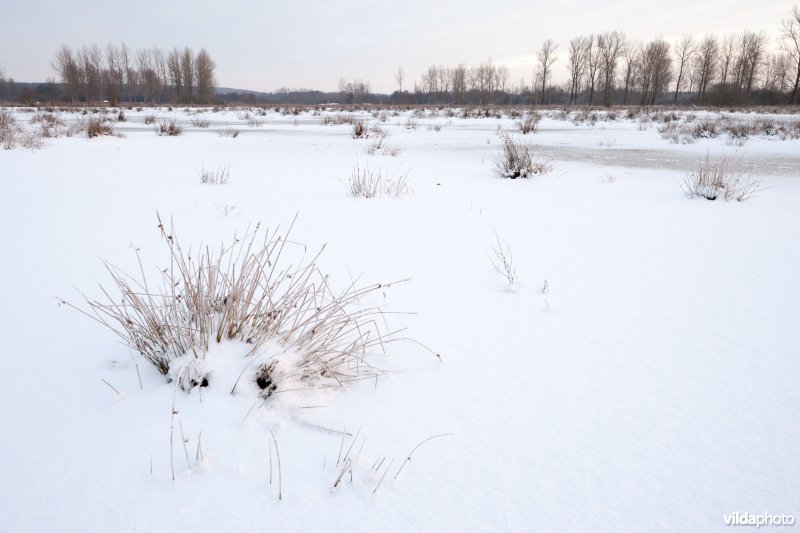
<box><xmin>402</xmin><ymin>6</ymin><xmax>800</xmax><ymax>106</ymax></box>
<box><xmin>47</xmin><ymin>43</ymin><xmax>216</xmax><ymax>105</ymax></box>
<box><xmin>1</xmin><ymin>7</ymin><xmax>799</xmax><ymax>107</ymax></box>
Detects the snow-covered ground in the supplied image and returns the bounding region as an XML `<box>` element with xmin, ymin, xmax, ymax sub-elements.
<box><xmin>1</xmin><ymin>106</ymin><xmax>799</xmax><ymax>532</ymax></box>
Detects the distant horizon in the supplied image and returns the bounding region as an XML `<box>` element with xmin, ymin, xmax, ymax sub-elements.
<box><xmin>0</xmin><ymin>0</ymin><xmax>795</xmax><ymax>93</ymax></box>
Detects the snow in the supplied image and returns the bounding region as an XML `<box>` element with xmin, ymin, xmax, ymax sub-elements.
<box><xmin>1</xmin><ymin>106</ymin><xmax>799</xmax><ymax>532</ymax></box>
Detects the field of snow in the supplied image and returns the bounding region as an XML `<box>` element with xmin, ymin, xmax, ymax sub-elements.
<box><xmin>1</xmin><ymin>106</ymin><xmax>799</xmax><ymax>532</ymax></box>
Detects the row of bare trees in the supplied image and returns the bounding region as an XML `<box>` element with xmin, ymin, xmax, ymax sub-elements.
<box><xmin>406</xmin><ymin>6</ymin><xmax>800</xmax><ymax>106</ymax></box>
<box><xmin>51</xmin><ymin>44</ymin><xmax>216</xmax><ymax>105</ymax></box>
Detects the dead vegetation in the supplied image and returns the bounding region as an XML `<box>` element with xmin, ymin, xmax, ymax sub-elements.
<box><xmin>681</xmin><ymin>153</ymin><xmax>763</xmax><ymax>201</ymax></box>
<box><xmin>59</xmin><ymin>215</ymin><xmax>408</xmax><ymax>396</ymax></box>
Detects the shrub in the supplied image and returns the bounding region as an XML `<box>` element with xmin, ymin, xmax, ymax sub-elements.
<box><xmin>143</xmin><ymin>114</ymin><xmax>156</xmax><ymax>125</ymax></box>
<box><xmin>156</xmin><ymin>119</ymin><xmax>183</xmax><ymax>136</ymax></box>
<box><xmin>86</xmin><ymin>116</ymin><xmax>114</xmax><ymax>138</ymax></box>
<box><xmin>517</xmin><ymin>112</ymin><xmax>541</xmax><ymax>134</ymax></box>
<box><xmin>347</xmin><ymin>165</ymin><xmax>410</xmax><ymax>199</ymax></box>
<box><xmin>191</xmin><ymin>117</ymin><xmax>210</xmax><ymax>128</ymax></box>
<box><xmin>681</xmin><ymin>153</ymin><xmax>762</xmax><ymax>201</ymax></box>
<box><xmin>1</xmin><ymin>111</ymin><xmax>19</xmax><ymax>149</ymax></box>
<box><xmin>658</xmin><ymin>122</ymin><xmax>696</xmax><ymax>144</ymax></box>
<box><xmin>59</xmin><ymin>215</ymin><xmax>403</xmax><ymax>395</ymax></box>
<box><xmin>352</xmin><ymin>120</ymin><xmax>367</xmax><ymax>138</ymax></box>
<box><xmin>117</xmin><ymin>110</ymin><xmax>127</xmax><ymax>122</ymax></box>
<box><xmin>492</xmin><ymin>133</ymin><xmax>552</xmax><ymax>179</ymax></box>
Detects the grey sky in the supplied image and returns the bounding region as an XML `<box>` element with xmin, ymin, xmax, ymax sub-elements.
<box><xmin>0</xmin><ymin>0</ymin><xmax>792</xmax><ymax>92</ymax></box>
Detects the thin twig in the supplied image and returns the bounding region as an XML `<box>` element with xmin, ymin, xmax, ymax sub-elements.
<box><xmin>395</xmin><ymin>433</ymin><xmax>453</xmax><ymax>481</ymax></box>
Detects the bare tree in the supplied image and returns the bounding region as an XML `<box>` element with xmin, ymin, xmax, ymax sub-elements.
<box><xmin>395</xmin><ymin>66</ymin><xmax>404</xmax><ymax>94</ymax></box>
<box><xmin>167</xmin><ymin>48</ymin><xmax>182</xmax><ymax>102</ymax></box>
<box><xmin>495</xmin><ymin>65</ymin><xmax>509</xmax><ymax>103</ymax></box>
<box><xmin>536</xmin><ymin>39</ymin><xmax>558</xmax><ymax>105</ymax></box>
<box><xmin>180</xmin><ymin>47</ymin><xmax>194</xmax><ymax>102</ymax></box>
<box><xmin>451</xmin><ymin>64</ymin><xmax>467</xmax><ymax>104</ymax></box>
<box><xmin>621</xmin><ymin>41</ymin><xmax>640</xmax><ymax>104</ymax></box>
<box><xmin>673</xmin><ymin>35</ymin><xmax>695</xmax><ymax>102</ymax></box>
<box><xmin>597</xmin><ymin>31</ymin><xmax>625</xmax><ymax>106</ymax></box>
<box><xmin>136</xmin><ymin>48</ymin><xmax>154</xmax><ymax>102</ymax></box>
<box><xmin>781</xmin><ymin>6</ymin><xmax>800</xmax><ymax>104</ymax></box>
<box><xmin>695</xmin><ymin>35</ymin><xmax>719</xmax><ymax>99</ymax></box>
<box><xmin>52</xmin><ymin>45</ymin><xmax>81</xmax><ymax>103</ymax></box>
<box><xmin>81</xmin><ymin>44</ymin><xmax>103</xmax><ymax>103</ymax></box>
<box><xmin>152</xmin><ymin>48</ymin><xmax>168</xmax><ymax>103</ymax></box>
<box><xmin>567</xmin><ymin>36</ymin><xmax>590</xmax><ymax>105</ymax></box>
<box><xmin>719</xmin><ymin>33</ymin><xmax>737</xmax><ymax>89</ymax></box>
<box><xmin>639</xmin><ymin>38</ymin><xmax>672</xmax><ymax>105</ymax></box>
<box><xmin>194</xmin><ymin>48</ymin><xmax>216</xmax><ymax>104</ymax></box>
<box><xmin>730</xmin><ymin>31</ymin><xmax>766</xmax><ymax>95</ymax></box>
<box><xmin>763</xmin><ymin>53</ymin><xmax>791</xmax><ymax>92</ymax></box>
<box><xmin>585</xmin><ymin>35</ymin><xmax>601</xmax><ymax>105</ymax></box>
<box><xmin>119</xmin><ymin>43</ymin><xmax>136</xmax><ymax>103</ymax></box>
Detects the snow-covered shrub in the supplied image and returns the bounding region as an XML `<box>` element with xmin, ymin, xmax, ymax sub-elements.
<box><xmin>0</xmin><ymin>110</ymin><xmax>19</xmax><ymax>149</ymax></box>
<box><xmin>190</xmin><ymin>117</ymin><xmax>210</xmax><ymax>128</ymax></box>
<box><xmin>348</xmin><ymin>165</ymin><xmax>410</xmax><ymax>198</ymax></box>
<box><xmin>517</xmin><ymin>112</ymin><xmax>541</xmax><ymax>134</ymax></box>
<box><xmin>60</xmin><ymin>215</ymin><xmax>401</xmax><ymax>395</ymax></box>
<box><xmin>352</xmin><ymin>120</ymin><xmax>367</xmax><ymax>138</ymax></box>
<box><xmin>156</xmin><ymin>119</ymin><xmax>183</xmax><ymax>136</ymax></box>
<box><xmin>143</xmin><ymin>114</ymin><xmax>156</xmax><ymax>125</ymax></box>
<box><xmin>681</xmin><ymin>153</ymin><xmax>762</xmax><ymax>201</ymax></box>
<box><xmin>658</xmin><ymin>122</ymin><xmax>696</xmax><ymax>144</ymax></box>
<box><xmin>86</xmin><ymin>116</ymin><xmax>114</xmax><ymax>138</ymax></box>
<box><xmin>492</xmin><ymin>133</ymin><xmax>552</xmax><ymax>179</ymax></box>
<box><xmin>690</xmin><ymin>119</ymin><xmax>719</xmax><ymax>139</ymax></box>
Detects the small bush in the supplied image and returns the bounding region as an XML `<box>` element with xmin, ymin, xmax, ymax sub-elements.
<box><xmin>143</xmin><ymin>114</ymin><xmax>156</xmax><ymax>125</ymax></box>
<box><xmin>517</xmin><ymin>112</ymin><xmax>541</xmax><ymax>134</ymax></box>
<box><xmin>492</xmin><ymin>133</ymin><xmax>552</xmax><ymax>179</ymax></box>
<box><xmin>681</xmin><ymin>153</ymin><xmax>762</xmax><ymax>201</ymax></box>
<box><xmin>117</xmin><ymin>110</ymin><xmax>127</xmax><ymax>122</ymax></box>
<box><xmin>658</xmin><ymin>122</ymin><xmax>696</xmax><ymax>144</ymax></box>
<box><xmin>198</xmin><ymin>163</ymin><xmax>231</xmax><ymax>185</ymax></box>
<box><xmin>352</xmin><ymin>120</ymin><xmax>367</xmax><ymax>138</ymax></box>
<box><xmin>0</xmin><ymin>111</ymin><xmax>19</xmax><ymax>149</ymax></box>
<box><xmin>347</xmin><ymin>165</ymin><xmax>410</xmax><ymax>199</ymax></box>
<box><xmin>86</xmin><ymin>116</ymin><xmax>114</xmax><ymax>138</ymax></box>
<box><xmin>191</xmin><ymin>117</ymin><xmax>210</xmax><ymax>128</ymax></box>
<box><xmin>156</xmin><ymin>120</ymin><xmax>183</xmax><ymax>136</ymax></box>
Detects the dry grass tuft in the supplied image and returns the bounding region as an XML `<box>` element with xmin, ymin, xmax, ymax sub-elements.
<box><xmin>86</xmin><ymin>116</ymin><xmax>114</xmax><ymax>138</ymax></box>
<box><xmin>492</xmin><ymin>133</ymin><xmax>552</xmax><ymax>179</ymax></box>
<box><xmin>156</xmin><ymin>119</ymin><xmax>183</xmax><ymax>136</ymax></box>
<box><xmin>59</xmin><ymin>215</ymin><xmax>406</xmax><ymax>394</ymax></box>
<box><xmin>198</xmin><ymin>163</ymin><xmax>231</xmax><ymax>185</ymax></box>
<box><xmin>681</xmin><ymin>153</ymin><xmax>762</xmax><ymax>201</ymax></box>
<box><xmin>347</xmin><ymin>166</ymin><xmax>411</xmax><ymax>199</ymax></box>
<box><xmin>517</xmin><ymin>112</ymin><xmax>541</xmax><ymax>134</ymax></box>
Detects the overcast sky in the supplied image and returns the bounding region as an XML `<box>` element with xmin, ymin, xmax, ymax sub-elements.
<box><xmin>0</xmin><ymin>0</ymin><xmax>792</xmax><ymax>92</ymax></box>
